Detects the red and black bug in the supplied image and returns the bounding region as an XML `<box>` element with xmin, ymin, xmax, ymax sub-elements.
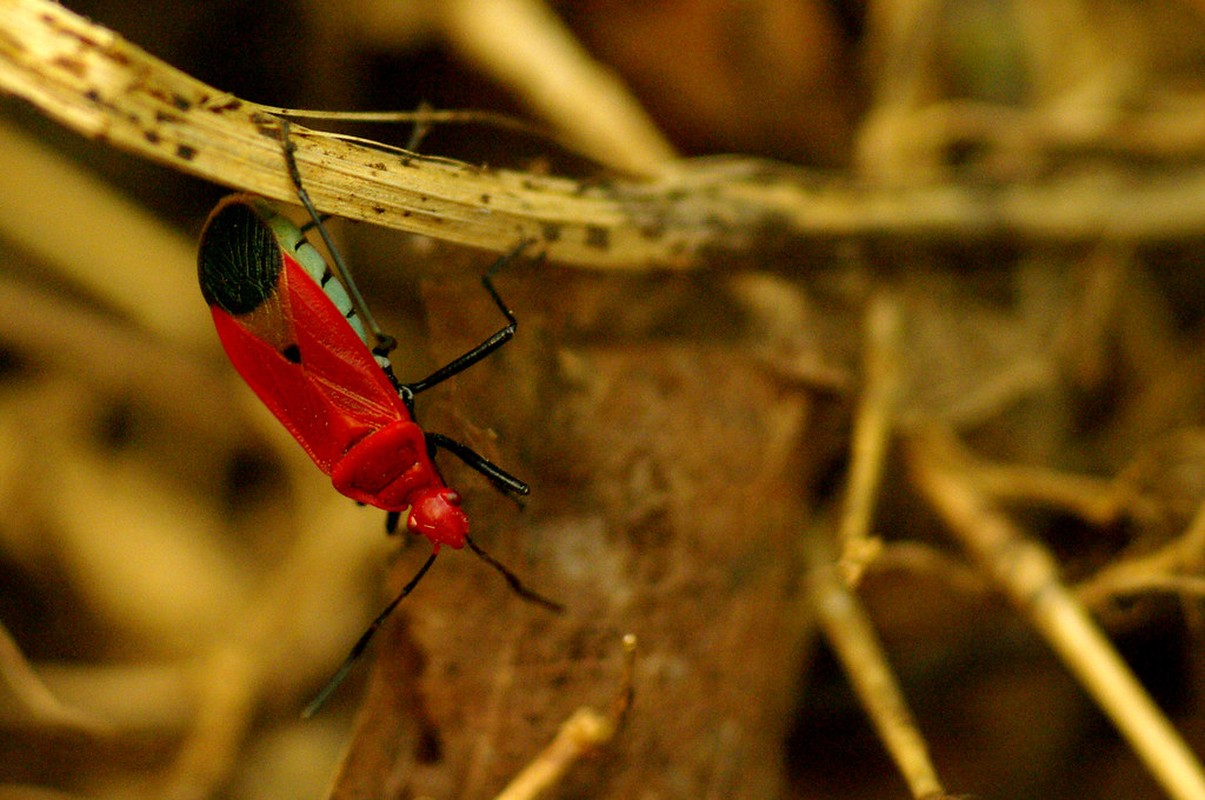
<box><xmin>197</xmin><ymin>124</ymin><xmax>560</xmax><ymax>713</ymax></box>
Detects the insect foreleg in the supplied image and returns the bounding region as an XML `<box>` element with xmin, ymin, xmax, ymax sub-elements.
<box><xmin>426</xmin><ymin>432</ymin><xmax>530</xmax><ymax>497</ymax></box>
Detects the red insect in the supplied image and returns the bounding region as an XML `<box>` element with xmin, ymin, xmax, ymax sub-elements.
<box><xmin>198</xmin><ymin>135</ymin><xmax>559</xmax><ymax>712</ymax></box>
<box><xmin>200</xmin><ymin>196</ymin><xmax>473</xmax><ymax>549</ymax></box>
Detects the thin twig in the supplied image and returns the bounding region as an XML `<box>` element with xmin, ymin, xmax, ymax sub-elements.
<box><xmin>867</xmin><ymin>542</ymin><xmax>989</xmax><ymax>598</ymax></box>
<box><xmin>969</xmin><ymin>460</ymin><xmax>1122</xmax><ymax>526</ymax></box>
<box><xmin>908</xmin><ymin>426</ymin><xmax>1205</xmax><ymax>800</ymax></box>
<box><xmin>806</xmin><ymin>533</ymin><xmax>948</xmax><ymax>799</ymax></box>
<box><xmin>492</xmin><ymin>634</ymin><xmax>637</xmax><ymax>800</ymax></box>
<box><xmin>839</xmin><ymin>292</ymin><xmax>903</xmax><ymax>585</ymax></box>
<box><xmin>1078</xmin><ymin>496</ymin><xmax>1205</xmax><ymax>609</ymax></box>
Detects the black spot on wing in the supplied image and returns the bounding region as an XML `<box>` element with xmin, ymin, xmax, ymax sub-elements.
<box><xmin>281</xmin><ymin>343</ymin><xmax>301</xmax><ymax>363</ymax></box>
<box><xmin>198</xmin><ymin>200</ymin><xmax>283</xmax><ymax>315</ymax></box>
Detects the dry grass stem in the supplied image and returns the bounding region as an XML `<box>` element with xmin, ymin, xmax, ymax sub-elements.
<box><xmin>839</xmin><ymin>292</ymin><xmax>903</xmax><ymax>585</ymax></box>
<box><xmin>908</xmin><ymin>426</ymin><xmax>1205</xmax><ymax>800</ymax></box>
<box><xmin>2</xmin><ymin>0</ymin><xmax>1205</xmax><ymax>276</ymax></box>
<box><xmin>151</xmin><ymin>499</ymin><xmax>393</xmax><ymax>800</ymax></box>
<box><xmin>0</xmin><ymin>121</ymin><xmax>206</xmax><ymax>345</ymax></box>
<box><xmin>0</xmin><ymin>622</ymin><xmax>112</xmax><ymax>736</ymax></box>
<box><xmin>0</xmin><ymin>271</ymin><xmax>232</xmax><ymax>433</ymax></box>
<box><xmin>0</xmin><ymin>0</ymin><xmax>677</xmax><ymax>268</ymax></box>
<box><xmin>806</xmin><ymin>533</ymin><xmax>946</xmax><ymax>799</ymax></box>
<box><xmin>492</xmin><ymin>634</ymin><xmax>637</xmax><ymax>800</ymax></box>
<box><xmin>440</xmin><ymin>0</ymin><xmax>677</xmax><ymax>175</ymax></box>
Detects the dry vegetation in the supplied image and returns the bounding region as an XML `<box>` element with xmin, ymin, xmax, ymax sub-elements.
<box><xmin>2</xmin><ymin>1</ymin><xmax>1205</xmax><ymax>799</ymax></box>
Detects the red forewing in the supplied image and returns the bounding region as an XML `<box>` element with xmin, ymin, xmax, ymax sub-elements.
<box><xmin>208</xmin><ymin>234</ymin><xmax>411</xmax><ymax>475</ymax></box>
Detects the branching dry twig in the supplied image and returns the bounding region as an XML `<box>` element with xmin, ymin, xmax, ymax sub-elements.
<box><xmin>492</xmin><ymin>634</ymin><xmax>637</xmax><ymax>800</ymax></box>
<box><xmin>3</xmin><ymin>0</ymin><xmax>1205</xmax><ymax>275</ymax></box>
<box><xmin>806</xmin><ymin>533</ymin><xmax>948</xmax><ymax>800</ymax></box>
<box><xmin>908</xmin><ymin>426</ymin><xmax>1205</xmax><ymax>800</ymax></box>
<box><xmin>1078</xmin><ymin>495</ymin><xmax>1205</xmax><ymax>609</ymax></box>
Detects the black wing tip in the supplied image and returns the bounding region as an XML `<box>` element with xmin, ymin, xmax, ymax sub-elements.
<box><xmin>198</xmin><ymin>197</ymin><xmax>283</xmax><ymax>315</ymax></box>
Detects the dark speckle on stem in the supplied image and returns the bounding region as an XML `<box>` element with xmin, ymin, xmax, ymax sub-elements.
<box><xmin>585</xmin><ymin>225</ymin><xmax>610</xmax><ymax>250</ymax></box>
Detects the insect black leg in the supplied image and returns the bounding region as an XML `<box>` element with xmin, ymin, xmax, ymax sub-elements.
<box><xmin>405</xmin><ymin>100</ymin><xmax>435</xmax><ymax>152</ymax></box>
<box><xmin>277</xmin><ymin>118</ymin><xmax>398</xmax><ymax>357</ymax></box>
<box><xmin>385</xmin><ymin>510</ymin><xmax>402</xmax><ymax>534</ymax></box>
<box><xmin>426</xmin><ymin>432</ymin><xmax>530</xmax><ymax>497</ymax></box>
<box><xmin>404</xmin><ymin>240</ymin><xmax>534</xmax><ymax>395</ymax></box>
<box><xmin>299</xmin><ymin>213</ymin><xmax>332</xmax><ymax>235</ymax></box>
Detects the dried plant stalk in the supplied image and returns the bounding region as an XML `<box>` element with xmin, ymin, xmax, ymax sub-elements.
<box><xmin>3</xmin><ymin>0</ymin><xmax>1205</xmax><ymax>277</ymax></box>
<box><xmin>492</xmin><ymin>634</ymin><xmax>636</xmax><ymax>800</ymax></box>
<box><xmin>909</xmin><ymin>426</ymin><xmax>1205</xmax><ymax>800</ymax></box>
<box><xmin>806</xmin><ymin>534</ymin><xmax>947</xmax><ymax>799</ymax></box>
<box><xmin>0</xmin><ymin>0</ymin><xmax>687</xmax><ymax>268</ymax></box>
<box><xmin>440</xmin><ymin>0</ymin><xmax>677</xmax><ymax>174</ymax></box>
<box><xmin>838</xmin><ymin>292</ymin><xmax>903</xmax><ymax>585</ymax></box>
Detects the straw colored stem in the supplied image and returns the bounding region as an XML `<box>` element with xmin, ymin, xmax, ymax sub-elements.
<box><xmin>909</xmin><ymin>427</ymin><xmax>1205</xmax><ymax>800</ymax></box>
<box><xmin>807</xmin><ymin>533</ymin><xmax>947</xmax><ymax>799</ymax></box>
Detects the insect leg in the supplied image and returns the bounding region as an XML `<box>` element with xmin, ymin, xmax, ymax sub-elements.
<box><xmin>426</xmin><ymin>432</ymin><xmax>530</xmax><ymax>496</ymax></box>
<box><xmin>299</xmin><ymin>214</ymin><xmax>332</xmax><ymax>235</ymax></box>
<box><xmin>277</xmin><ymin>118</ymin><xmax>398</xmax><ymax>357</ymax></box>
<box><xmin>404</xmin><ymin>240</ymin><xmax>534</xmax><ymax>395</ymax></box>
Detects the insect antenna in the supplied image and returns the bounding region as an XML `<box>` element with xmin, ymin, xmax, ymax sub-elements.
<box><xmin>302</xmin><ymin>551</ymin><xmax>438</xmax><ymax>718</ymax></box>
<box><xmin>465</xmin><ymin>535</ymin><xmax>564</xmax><ymax>613</ymax></box>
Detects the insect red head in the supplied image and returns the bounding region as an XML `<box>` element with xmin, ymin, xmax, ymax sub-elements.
<box><xmin>406</xmin><ymin>488</ymin><xmax>469</xmax><ymax>551</ymax></box>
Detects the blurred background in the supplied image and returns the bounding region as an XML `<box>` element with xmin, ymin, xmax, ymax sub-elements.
<box><xmin>3</xmin><ymin>1</ymin><xmax>1205</xmax><ymax>799</ymax></box>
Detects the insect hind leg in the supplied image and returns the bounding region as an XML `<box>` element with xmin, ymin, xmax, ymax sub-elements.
<box><xmin>277</xmin><ymin>118</ymin><xmax>398</xmax><ymax>358</ymax></box>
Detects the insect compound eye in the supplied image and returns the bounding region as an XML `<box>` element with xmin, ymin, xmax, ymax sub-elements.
<box><xmin>198</xmin><ymin>199</ymin><xmax>284</xmax><ymax>316</ymax></box>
